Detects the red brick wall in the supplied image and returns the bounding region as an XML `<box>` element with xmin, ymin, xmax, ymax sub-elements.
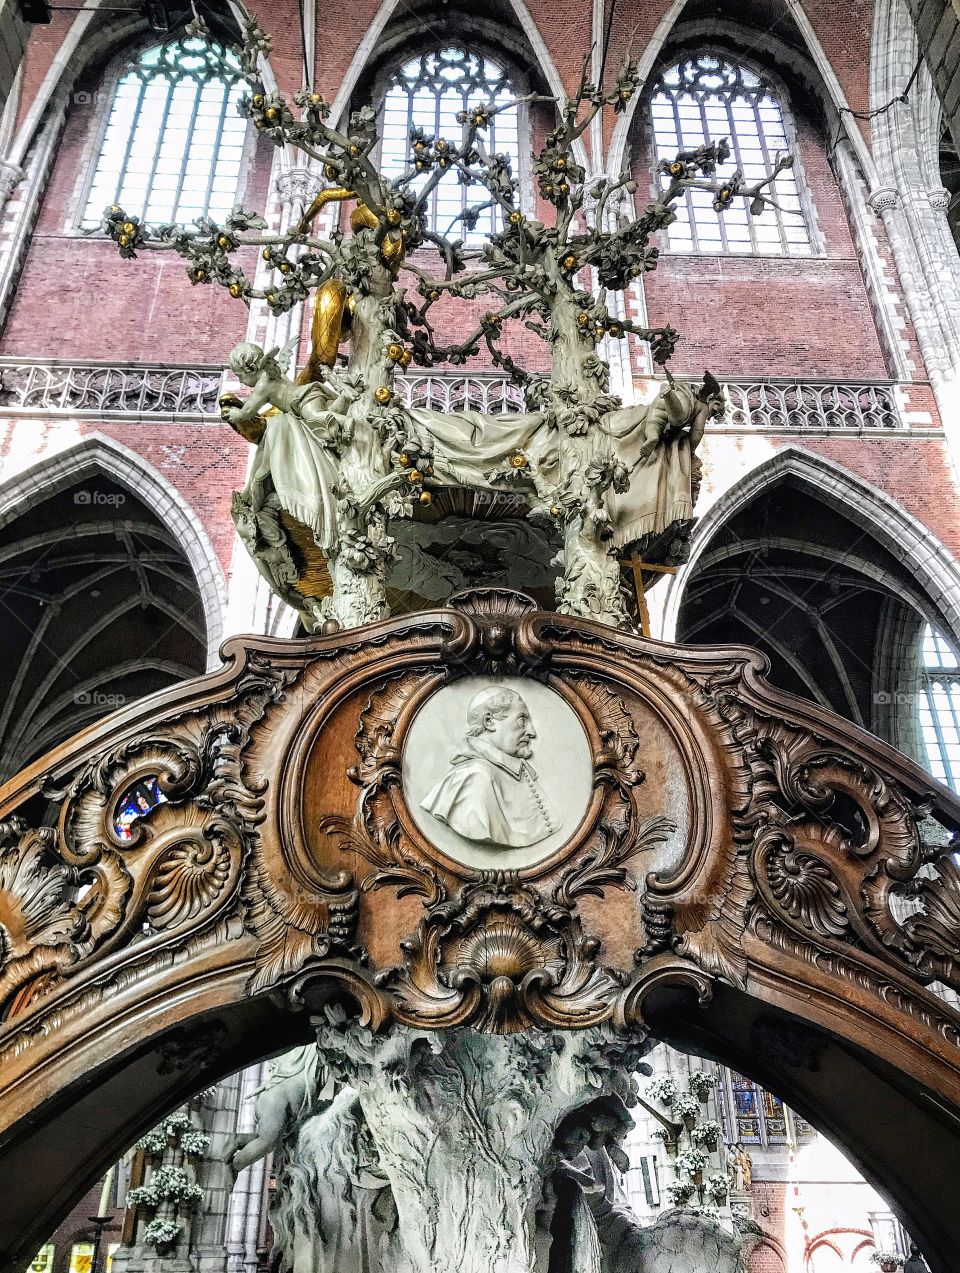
<box><xmin>0</xmin><ymin>53</ymin><xmax>274</xmax><ymax>363</ymax></box>
<box><xmin>634</xmin><ymin>106</ymin><xmax>897</xmax><ymax>381</ymax></box>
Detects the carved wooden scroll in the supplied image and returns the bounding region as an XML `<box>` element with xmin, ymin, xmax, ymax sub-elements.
<box><xmin>1</xmin><ymin>587</ymin><xmax>959</xmax><ymax>1109</ymax></box>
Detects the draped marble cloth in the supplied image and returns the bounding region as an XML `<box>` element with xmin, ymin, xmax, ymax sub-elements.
<box><xmin>239</xmin><ymin>399</ymin><xmax>694</xmax><ymax>556</ymax></box>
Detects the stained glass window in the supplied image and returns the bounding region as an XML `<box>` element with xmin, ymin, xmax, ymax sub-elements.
<box><xmin>919</xmin><ymin>624</ymin><xmax>960</xmax><ymax>792</ymax></box>
<box><xmin>650</xmin><ymin>55</ymin><xmax>812</xmax><ymax>255</ymax></box>
<box><xmin>82</xmin><ymin>37</ymin><xmax>247</xmax><ymax>230</ymax></box>
<box><xmin>30</xmin><ymin>1247</ymin><xmax>55</xmax><ymax>1273</ymax></box>
<box><xmin>381</xmin><ymin>47</ymin><xmax>520</xmax><ymax>241</ymax></box>
<box><xmin>718</xmin><ymin>1071</ymin><xmax>813</xmax><ymax>1147</ymax></box>
<box><xmin>69</xmin><ymin>1246</ymin><xmax>95</xmax><ymax>1273</ymax></box>
<box><xmin>114</xmin><ymin>775</ymin><xmax>166</xmax><ymax>841</ymax></box>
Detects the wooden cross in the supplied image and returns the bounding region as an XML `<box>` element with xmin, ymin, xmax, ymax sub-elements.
<box><xmin>623</xmin><ymin>552</ymin><xmax>677</xmax><ymax>637</ymax></box>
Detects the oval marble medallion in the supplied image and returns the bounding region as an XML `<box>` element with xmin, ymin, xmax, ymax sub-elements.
<box><xmin>402</xmin><ymin>675</ymin><xmax>593</xmax><ymax>871</ymax></box>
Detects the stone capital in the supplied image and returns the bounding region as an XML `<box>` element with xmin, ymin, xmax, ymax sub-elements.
<box><xmin>868</xmin><ymin>185</ymin><xmax>900</xmax><ymax>214</ymax></box>
<box><xmin>0</xmin><ymin>159</ymin><xmax>24</xmax><ymax>205</ymax></box>
<box><xmin>927</xmin><ymin>185</ymin><xmax>952</xmax><ymax>212</ymax></box>
<box><xmin>275</xmin><ymin>164</ymin><xmax>322</xmax><ymax>207</ymax></box>
<box><xmin>582</xmin><ymin>171</ymin><xmax>632</xmax><ymax>228</ymax></box>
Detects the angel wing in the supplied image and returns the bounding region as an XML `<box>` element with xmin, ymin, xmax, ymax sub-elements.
<box><xmin>261</xmin><ymin>336</ymin><xmax>299</xmax><ymax>380</ymax></box>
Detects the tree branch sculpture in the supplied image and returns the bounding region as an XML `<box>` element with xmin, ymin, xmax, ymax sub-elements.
<box><xmin>106</xmin><ymin>9</ymin><xmax>797</xmax><ymax>630</ymax></box>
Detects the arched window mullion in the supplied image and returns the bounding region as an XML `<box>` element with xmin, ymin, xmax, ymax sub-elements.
<box><xmin>380</xmin><ymin>47</ymin><xmax>522</xmax><ymax>242</ymax></box>
<box><xmin>171</xmin><ymin>78</ymin><xmax>204</xmax><ymax>223</ymax></box>
<box><xmin>81</xmin><ymin>36</ymin><xmax>246</xmax><ymax>231</ymax></box>
<box><xmin>749</xmin><ymin>93</ymin><xmax>784</xmax><ymax>251</ymax></box>
<box><xmin>699</xmin><ymin>92</ymin><xmax>730</xmax><ymax>252</ymax></box>
<box><xmin>139</xmin><ymin>74</ymin><xmax>176</xmax><ymax>225</ymax></box>
<box><xmin>199</xmin><ymin>76</ymin><xmax>233</xmax><ymax>222</ymax></box>
<box><xmin>672</xmin><ymin>88</ymin><xmax>698</xmax><ymax>251</ymax></box>
<box><xmin>111</xmin><ymin>74</ymin><xmax>149</xmax><ymax>210</ymax></box>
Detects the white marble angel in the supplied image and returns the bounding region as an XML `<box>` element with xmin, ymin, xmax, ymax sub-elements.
<box><xmin>224</xmin><ymin>339</ymin><xmax>362</xmax><ymax>546</ymax></box>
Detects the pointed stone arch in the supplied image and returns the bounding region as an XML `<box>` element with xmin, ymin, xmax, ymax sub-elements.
<box><xmin>0</xmin><ymin>433</ymin><xmax>226</xmax><ymax>668</ymax></box>
<box><xmin>322</xmin><ymin>0</ymin><xmax>590</xmax><ymax>171</ymax></box>
<box><xmin>606</xmin><ymin>3</ymin><xmax>875</xmax><ymax>181</ymax></box>
<box><xmin>604</xmin><ymin>6</ymin><xmax>911</xmax><ymax>380</ymax></box>
<box><xmin>661</xmin><ymin>446</ymin><xmax>960</xmax><ymax>653</ymax></box>
<box><xmin>8</xmin><ymin>0</ymin><xmax>271</xmax><ymax>172</ymax></box>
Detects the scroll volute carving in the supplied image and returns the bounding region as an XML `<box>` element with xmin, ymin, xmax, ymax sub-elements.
<box><xmin>2</xmin><ymin>588</ymin><xmax>960</xmax><ymax>1050</ymax></box>
<box><xmin>737</xmin><ymin>708</ymin><xmax>960</xmax><ymax>994</ymax></box>
<box><xmin>0</xmin><ymin>651</ymin><xmax>292</xmax><ymax>1024</ymax></box>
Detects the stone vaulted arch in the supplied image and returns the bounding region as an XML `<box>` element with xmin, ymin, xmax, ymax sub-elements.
<box><xmin>0</xmin><ymin>434</ymin><xmax>227</xmax><ymax>670</ymax></box>
<box><xmin>0</xmin><ymin>591</ymin><xmax>959</xmax><ymax>1272</ymax></box>
<box><xmin>661</xmin><ymin>447</ymin><xmax>960</xmax><ymax>653</ymax></box>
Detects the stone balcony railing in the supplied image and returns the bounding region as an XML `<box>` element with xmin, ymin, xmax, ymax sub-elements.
<box><xmin>0</xmin><ymin>358</ymin><xmax>222</xmax><ymax>419</ymax></box>
<box><xmin>719</xmin><ymin>378</ymin><xmax>905</xmax><ymax>431</ymax></box>
<box><xmin>0</xmin><ymin>358</ymin><xmax>913</xmax><ymax>432</ymax></box>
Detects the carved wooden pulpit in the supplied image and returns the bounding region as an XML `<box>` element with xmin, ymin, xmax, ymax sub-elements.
<box><xmin>1</xmin><ymin>590</ymin><xmax>959</xmax><ymax>1273</ymax></box>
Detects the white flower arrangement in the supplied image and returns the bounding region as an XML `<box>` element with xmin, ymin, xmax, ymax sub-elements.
<box><xmin>690</xmin><ymin>1120</ymin><xmax>722</xmax><ymax>1148</ymax></box>
<box><xmin>128</xmin><ymin>1165</ymin><xmax>204</xmax><ymax>1211</ymax></box>
<box><xmin>135</xmin><ymin>1112</ymin><xmax>197</xmax><ymax>1157</ymax></box>
<box><xmin>179</xmin><ymin>1130</ymin><xmax>211</xmax><ymax>1157</ymax></box>
<box><xmin>650</xmin><ymin>1126</ymin><xmax>673</xmax><ymax>1142</ymax></box>
<box><xmin>687</xmin><ymin>1071</ymin><xmax>717</xmax><ymax>1099</ymax></box>
<box><xmin>706</xmin><ymin>1171</ymin><xmax>729</xmax><ymax>1200</ymax></box>
<box><xmin>664</xmin><ymin>1180</ymin><xmax>695</xmax><ymax>1206</ymax></box>
<box><xmin>674</xmin><ymin>1148</ymin><xmax>708</xmax><ymax>1177</ymax></box>
<box><xmin>142</xmin><ymin>1218</ymin><xmax>181</xmax><ymax>1247</ymax></box>
<box><xmin>674</xmin><ymin>1093</ymin><xmax>700</xmax><ymax>1121</ymax></box>
<box><xmin>647</xmin><ymin>1076</ymin><xmax>678</xmax><ymax>1107</ymax></box>
<box><xmin>869</xmin><ymin>1253</ymin><xmax>902</xmax><ymax>1268</ymax></box>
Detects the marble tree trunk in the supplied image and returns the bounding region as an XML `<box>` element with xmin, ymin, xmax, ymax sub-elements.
<box><xmin>272</xmin><ymin>1021</ymin><xmax>652</xmax><ymax>1273</ymax></box>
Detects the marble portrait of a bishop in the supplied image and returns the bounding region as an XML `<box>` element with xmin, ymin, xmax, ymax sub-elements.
<box><xmin>420</xmin><ymin>687</ymin><xmax>561</xmax><ymax>848</ymax></box>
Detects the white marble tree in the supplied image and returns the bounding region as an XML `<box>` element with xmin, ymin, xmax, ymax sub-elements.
<box><xmin>106</xmin><ymin>12</ymin><xmax>793</xmax><ymax>631</ymax></box>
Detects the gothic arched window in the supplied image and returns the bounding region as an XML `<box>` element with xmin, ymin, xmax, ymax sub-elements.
<box><xmin>919</xmin><ymin>624</ymin><xmax>960</xmax><ymax>791</ymax></box>
<box><xmin>650</xmin><ymin>54</ymin><xmax>813</xmax><ymax>255</ymax></box>
<box><xmin>380</xmin><ymin>47</ymin><xmax>521</xmax><ymax>241</ymax></box>
<box><xmin>81</xmin><ymin>36</ymin><xmax>247</xmax><ymax>230</ymax></box>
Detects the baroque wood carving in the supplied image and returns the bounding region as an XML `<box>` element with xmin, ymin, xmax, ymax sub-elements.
<box><xmin>1</xmin><ymin>588</ymin><xmax>960</xmax><ymax>1113</ymax></box>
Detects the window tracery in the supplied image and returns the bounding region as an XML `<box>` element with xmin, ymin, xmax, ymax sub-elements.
<box><xmin>380</xmin><ymin>47</ymin><xmax>521</xmax><ymax>241</ymax></box>
<box><xmin>919</xmin><ymin>624</ymin><xmax>960</xmax><ymax>791</ymax></box>
<box><xmin>649</xmin><ymin>54</ymin><xmax>812</xmax><ymax>255</ymax></box>
<box><xmin>81</xmin><ymin>36</ymin><xmax>247</xmax><ymax>230</ymax></box>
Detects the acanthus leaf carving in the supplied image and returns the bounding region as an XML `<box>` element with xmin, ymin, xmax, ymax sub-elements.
<box><xmin>553</xmin><ymin>813</ymin><xmax>675</xmax><ymax>908</ymax></box>
<box><xmin>899</xmin><ymin>854</ymin><xmax>960</xmax><ymax>984</ymax></box>
<box><xmin>243</xmin><ymin>850</ymin><xmax>360</xmax><ymax>997</ymax></box>
<box><xmin>726</xmin><ymin>696</ymin><xmax>960</xmax><ymax>999</ymax></box>
<box><xmin>0</xmin><ymin>819</ymin><xmax>93</xmax><ymax>1014</ymax></box>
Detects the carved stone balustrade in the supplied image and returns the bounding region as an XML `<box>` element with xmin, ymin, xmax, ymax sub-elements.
<box><xmin>0</xmin><ymin>359</ymin><xmax>224</xmax><ymax>419</ymax></box>
<box><xmin>719</xmin><ymin>378</ymin><xmax>905</xmax><ymax>431</ymax></box>
<box><xmin>0</xmin><ymin>361</ymin><xmax>915</xmax><ymax>435</ymax></box>
<box><xmin>395</xmin><ymin>371</ymin><xmax>527</xmax><ymax>414</ymax></box>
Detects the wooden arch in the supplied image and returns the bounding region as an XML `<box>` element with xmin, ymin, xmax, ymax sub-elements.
<box><xmin>1</xmin><ymin>590</ymin><xmax>959</xmax><ymax>1272</ymax></box>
